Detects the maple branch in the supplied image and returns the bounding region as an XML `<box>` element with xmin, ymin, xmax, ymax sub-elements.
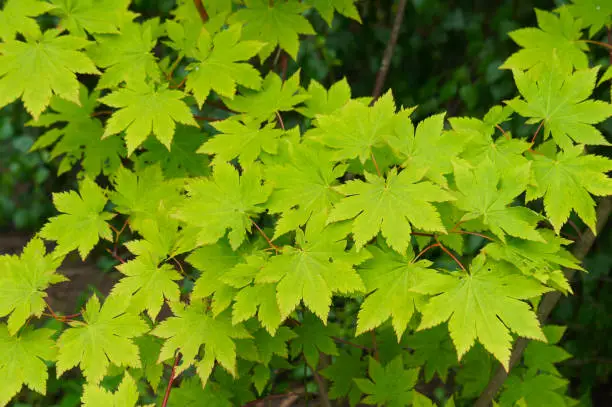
<box><xmin>370</xmin><ymin>331</ymin><xmax>380</xmax><ymax>361</ymax></box>
<box><xmin>243</xmin><ymin>390</ymin><xmax>306</xmax><ymax>407</ymax></box>
<box><xmin>413</xmin><ymin>242</ymin><xmax>440</xmax><ymax>262</ymax></box>
<box><xmin>370</xmin><ymin>151</ymin><xmax>383</xmax><ymax>177</ymax></box>
<box><xmin>165</xmin><ymin>54</ymin><xmax>184</xmax><ymax>80</ymax></box>
<box><xmin>275</xmin><ymin>111</ymin><xmax>286</xmax><ymax>130</ymax></box>
<box><xmin>371</xmin><ymin>0</ymin><xmax>408</xmax><ymax>101</ymax></box>
<box><xmin>44</xmin><ymin>299</ymin><xmax>79</xmax><ymax>323</ymax></box>
<box><xmin>578</xmin><ymin>39</ymin><xmax>612</xmax><ymax>51</ymax></box>
<box><xmin>250</xmin><ymin>218</ymin><xmax>280</xmax><ymax>253</ymax></box>
<box><xmin>161</xmin><ymin>351</ymin><xmax>182</xmax><ymax>407</ymax></box>
<box><xmin>410</xmin><ymin>231</ymin><xmax>435</xmax><ymax>237</ymax></box>
<box><xmin>170</xmin><ymin>76</ymin><xmax>187</xmax><ymax>89</ymax></box>
<box><xmin>530</xmin><ymin>120</ymin><xmax>544</xmax><ymax>144</ymax></box>
<box><xmin>435</xmin><ymin>237</ymin><xmax>467</xmax><ymax>273</ymax></box>
<box><xmin>193</xmin><ymin>0</ymin><xmax>209</xmax><ymax>23</ymax></box>
<box><xmin>106</xmin><ymin>247</ymin><xmax>126</xmax><ymax>264</ymax></box>
<box><xmin>475</xmin><ymin>197</ymin><xmax>612</xmax><ymax>407</ymax></box>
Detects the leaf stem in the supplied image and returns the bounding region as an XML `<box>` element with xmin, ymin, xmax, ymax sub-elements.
<box><xmin>193</xmin><ymin>0</ymin><xmax>209</xmax><ymax>23</ymax></box>
<box><xmin>495</xmin><ymin>124</ymin><xmax>510</xmax><ymax>140</ymax></box>
<box><xmin>530</xmin><ymin>121</ymin><xmax>544</xmax><ymax>144</ymax></box>
<box><xmin>435</xmin><ymin>237</ymin><xmax>467</xmax><ymax>273</ymax></box>
<box><xmin>275</xmin><ymin>111</ymin><xmax>285</xmax><ymax>130</ymax></box>
<box><xmin>166</xmin><ymin>54</ymin><xmax>184</xmax><ymax>80</ymax></box>
<box><xmin>450</xmin><ymin>230</ymin><xmax>494</xmax><ymax>241</ymax></box>
<box><xmin>161</xmin><ymin>351</ymin><xmax>182</xmax><ymax>407</ymax></box>
<box><xmin>370</xmin><ymin>331</ymin><xmax>380</xmax><ymax>361</ymax></box>
<box><xmin>412</xmin><ymin>242</ymin><xmax>440</xmax><ymax>262</ymax></box>
<box><xmin>250</xmin><ymin>218</ymin><xmax>280</xmax><ymax>253</ymax></box>
<box><xmin>370</xmin><ymin>151</ymin><xmax>382</xmax><ymax>177</ymax></box>
<box><xmin>43</xmin><ymin>299</ymin><xmax>79</xmax><ymax>323</ymax></box>
<box><xmin>578</xmin><ymin>39</ymin><xmax>612</xmax><ymax>51</ymax></box>
<box><xmin>106</xmin><ymin>247</ymin><xmax>126</xmax><ymax>264</ymax></box>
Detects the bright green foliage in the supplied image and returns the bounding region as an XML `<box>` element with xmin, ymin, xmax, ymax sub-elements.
<box><xmin>49</xmin><ymin>0</ymin><xmax>135</xmax><ymax>36</ymax></box>
<box><xmin>152</xmin><ymin>302</ymin><xmax>250</xmax><ymax>385</ymax></box>
<box><xmin>185</xmin><ymin>24</ymin><xmax>264</xmax><ymax>106</ymax></box>
<box><xmin>564</xmin><ymin>0</ymin><xmax>612</xmax><ymax>37</ymax></box>
<box><xmin>81</xmin><ymin>373</ymin><xmax>139</xmax><ymax>407</ymax></box>
<box><xmin>320</xmin><ymin>349</ymin><xmax>365</xmax><ymax>406</ymax></box>
<box><xmin>508</xmin><ymin>66</ymin><xmax>612</xmax><ymax>150</ymax></box>
<box><xmin>168</xmin><ymin>377</ymin><xmax>233</xmax><ymax>407</ymax></box>
<box><xmin>289</xmin><ymin>312</ymin><xmax>338</xmax><ymax>367</ymax></box>
<box><xmin>328</xmin><ymin>167</ymin><xmax>454</xmax><ymax>253</ymax></box>
<box><xmin>306</xmin><ymin>0</ymin><xmax>361</xmax><ymax>25</ymax></box>
<box><xmin>353</xmin><ymin>356</ymin><xmax>419</xmax><ymax>407</ymax></box>
<box><xmin>174</xmin><ymin>162</ymin><xmax>271</xmax><ymax>249</ymax></box>
<box><xmin>0</xmin><ymin>29</ymin><xmax>99</xmax><ymax>119</ymax></box>
<box><xmin>523</xmin><ymin>325</ymin><xmax>571</xmax><ymax>376</ymax></box>
<box><xmin>298</xmin><ymin>78</ymin><xmax>352</xmax><ymax>117</ymax></box>
<box><xmin>404</xmin><ymin>326</ymin><xmax>458</xmax><ymax>382</ymax></box>
<box><xmin>0</xmin><ymin>0</ymin><xmax>53</xmax><ymax>41</ymax></box>
<box><xmin>413</xmin><ymin>255</ymin><xmax>549</xmax><ymax>369</ymax></box>
<box><xmin>498</xmin><ymin>370</ymin><xmax>572</xmax><ymax>407</ymax></box>
<box><xmin>526</xmin><ymin>145</ymin><xmax>612</xmax><ymax>233</ymax></box>
<box><xmin>0</xmin><ymin>238</ymin><xmax>65</xmax><ymax>335</ymax></box>
<box><xmin>0</xmin><ymin>325</ymin><xmax>57</xmax><ymax>406</ymax></box>
<box><xmin>356</xmin><ymin>243</ymin><xmax>430</xmax><ymax>338</ymax></box>
<box><xmin>230</xmin><ymin>0</ymin><xmax>315</xmax><ymax>60</ymax></box>
<box><xmin>502</xmin><ymin>8</ymin><xmax>588</xmax><ymax>74</ymax></box>
<box><xmin>100</xmin><ymin>81</ymin><xmax>198</xmax><ymax>155</ymax></box>
<box><xmin>40</xmin><ymin>177</ymin><xmax>114</xmax><ymax>259</ymax></box>
<box><xmin>56</xmin><ymin>295</ymin><xmax>148</xmax><ymax>383</ymax></box>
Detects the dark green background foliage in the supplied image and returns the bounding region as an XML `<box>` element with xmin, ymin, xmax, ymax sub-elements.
<box><xmin>1</xmin><ymin>0</ymin><xmax>611</xmax><ymax>405</ymax></box>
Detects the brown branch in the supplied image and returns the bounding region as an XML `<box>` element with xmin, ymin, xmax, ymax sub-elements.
<box><xmin>450</xmin><ymin>230</ymin><xmax>495</xmax><ymax>241</ymax></box>
<box><xmin>435</xmin><ymin>237</ymin><xmax>467</xmax><ymax>273</ymax></box>
<box><xmin>193</xmin><ymin>0</ymin><xmax>209</xmax><ymax>23</ymax></box>
<box><xmin>307</xmin><ymin>361</ymin><xmax>332</xmax><ymax>407</ymax></box>
<box><xmin>475</xmin><ymin>197</ymin><xmax>612</xmax><ymax>407</ymax></box>
<box><xmin>413</xmin><ymin>242</ymin><xmax>440</xmax><ymax>262</ymax></box>
<box><xmin>161</xmin><ymin>352</ymin><xmax>182</xmax><ymax>407</ymax></box>
<box><xmin>530</xmin><ymin>120</ymin><xmax>544</xmax><ymax>144</ymax></box>
<box><xmin>370</xmin><ymin>331</ymin><xmax>380</xmax><ymax>361</ymax></box>
<box><xmin>371</xmin><ymin>0</ymin><xmax>408</xmax><ymax>102</ymax></box>
<box><xmin>106</xmin><ymin>247</ymin><xmax>126</xmax><ymax>264</ymax></box>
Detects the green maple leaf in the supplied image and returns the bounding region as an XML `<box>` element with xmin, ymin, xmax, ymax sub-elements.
<box><xmin>306</xmin><ymin>0</ymin><xmax>361</xmax><ymax>25</ymax></box>
<box><xmin>0</xmin><ymin>238</ymin><xmax>66</xmax><ymax>335</ymax></box>
<box><xmin>252</xmin><ymin>326</ymin><xmax>297</xmax><ymax>365</ymax></box>
<box><xmin>412</xmin><ymin>255</ymin><xmax>549</xmax><ymax>369</ymax></box>
<box><xmin>198</xmin><ymin>118</ymin><xmax>285</xmax><ymax>165</ymax></box>
<box><xmin>290</xmin><ymin>312</ymin><xmax>339</xmax><ymax>367</ymax></box>
<box><xmin>111</xmin><ymin>246</ymin><xmax>181</xmax><ymax>320</ymax></box>
<box><xmin>0</xmin><ymin>0</ymin><xmax>53</xmax><ymax>41</ymax></box>
<box><xmin>40</xmin><ymin>177</ymin><xmax>114</xmax><ymax>259</ymax></box>
<box><xmin>81</xmin><ymin>373</ymin><xmax>139</xmax><ymax>407</ymax></box>
<box><xmin>320</xmin><ymin>349</ymin><xmax>366</xmax><ymax>405</ymax></box>
<box><xmin>88</xmin><ymin>20</ymin><xmax>161</xmax><ymax>89</ymax></box>
<box><xmin>185</xmin><ymin>24</ymin><xmax>264</xmax><ymax>106</ymax></box>
<box><xmin>256</xmin><ymin>214</ymin><xmax>367</xmax><ymax>321</ymax></box>
<box><xmin>565</xmin><ymin>0</ymin><xmax>612</xmax><ymax>38</ymax></box>
<box><xmin>174</xmin><ymin>162</ymin><xmax>271</xmax><ymax>249</ymax></box>
<box><xmin>0</xmin><ymin>325</ymin><xmax>57</xmax><ymax>406</ymax></box>
<box><xmin>404</xmin><ymin>325</ymin><xmax>458</xmax><ymax>382</ymax></box>
<box><xmin>100</xmin><ymin>81</ymin><xmax>198</xmax><ymax>156</ymax></box>
<box><xmin>56</xmin><ymin>295</ymin><xmax>149</xmax><ymax>383</ymax></box>
<box><xmin>49</xmin><ymin>0</ymin><xmax>136</xmax><ymax>36</ymax></box>
<box><xmin>265</xmin><ymin>141</ymin><xmax>347</xmax><ymax>238</ymax></box>
<box><xmin>526</xmin><ymin>144</ymin><xmax>612</xmax><ymax>233</ymax></box>
<box><xmin>233</xmin><ymin>283</ymin><xmax>283</xmax><ymax>335</ymax></box>
<box><xmin>29</xmin><ymin>85</ymin><xmax>125</xmax><ymax>177</ymax></box>
<box><xmin>356</xmin><ymin>243</ymin><xmax>430</xmax><ymax>339</ymax></box>
<box><xmin>168</xmin><ymin>377</ymin><xmax>233</xmax><ymax>407</ymax></box>
<box><xmin>388</xmin><ymin>112</ymin><xmax>466</xmax><ymax>186</ymax></box>
<box><xmin>132</xmin><ymin>335</ymin><xmax>164</xmax><ymax>390</ymax></box>
<box><xmin>0</xmin><ymin>29</ymin><xmax>99</xmax><ymax>120</ymax></box>
<box><xmin>297</xmin><ymin>78</ymin><xmax>352</xmax><ymax>118</ymax></box>
<box><xmin>501</xmin><ymin>8</ymin><xmax>588</xmax><ymax>74</ymax></box>
<box><xmin>523</xmin><ymin>325</ymin><xmax>571</xmax><ymax>376</ymax></box>
<box><xmin>507</xmin><ymin>66</ymin><xmax>612</xmax><ymax>150</ymax></box>
<box><xmin>328</xmin><ymin>166</ymin><xmax>455</xmax><ymax>253</ymax></box>
<box><xmin>152</xmin><ymin>302</ymin><xmax>250</xmax><ymax>385</ymax></box>
<box><xmin>354</xmin><ymin>356</ymin><xmax>419</xmax><ymax>407</ymax></box>
<box><xmin>499</xmin><ymin>369</ymin><xmax>572</xmax><ymax>407</ymax></box>
<box><xmin>224</xmin><ymin>72</ymin><xmax>310</xmax><ymax>121</ymax></box>
<box><xmin>452</xmin><ymin>159</ymin><xmax>544</xmax><ymax>242</ymax></box>
<box><xmin>314</xmin><ymin>91</ymin><xmax>397</xmax><ymax>163</ymax></box>
<box><xmin>229</xmin><ymin>0</ymin><xmax>315</xmax><ymax>61</ymax></box>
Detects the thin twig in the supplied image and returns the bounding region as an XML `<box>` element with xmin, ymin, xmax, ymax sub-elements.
<box><xmin>370</xmin><ymin>331</ymin><xmax>380</xmax><ymax>361</ymax></box>
<box><xmin>250</xmin><ymin>218</ymin><xmax>279</xmax><ymax>253</ymax></box>
<box><xmin>106</xmin><ymin>248</ymin><xmax>126</xmax><ymax>264</ymax></box>
<box><xmin>579</xmin><ymin>39</ymin><xmax>612</xmax><ymax>51</ymax></box>
<box><xmin>275</xmin><ymin>111</ymin><xmax>285</xmax><ymax>130</ymax></box>
<box><xmin>193</xmin><ymin>0</ymin><xmax>209</xmax><ymax>23</ymax></box>
<box><xmin>166</xmin><ymin>55</ymin><xmax>184</xmax><ymax>80</ymax></box>
<box><xmin>332</xmin><ymin>336</ymin><xmax>372</xmax><ymax>351</ymax></box>
<box><xmin>370</xmin><ymin>151</ymin><xmax>383</xmax><ymax>177</ymax></box>
<box><xmin>530</xmin><ymin>121</ymin><xmax>544</xmax><ymax>144</ymax></box>
<box><xmin>161</xmin><ymin>352</ymin><xmax>182</xmax><ymax>407</ymax></box>
<box><xmin>435</xmin><ymin>237</ymin><xmax>467</xmax><ymax>273</ymax></box>
<box><xmin>412</xmin><ymin>242</ymin><xmax>440</xmax><ymax>262</ymax></box>
<box><xmin>495</xmin><ymin>124</ymin><xmax>510</xmax><ymax>140</ymax></box>
<box><xmin>307</xmin><ymin>361</ymin><xmax>332</xmax><ymax>407</ymax></box>
<box><xmin>475</xmin><ymin>197</ymin><xmax>612</xmax><ymax>407</ymax></box>
<box><xmin>371</xmin><ymin>0</ymin><xmax>408</xmax><ymax>102</ymax></box>
<box><xmin>450</xmin><ymin>230</ymin><xmax>495</xmax><ymax>241</ymax></box>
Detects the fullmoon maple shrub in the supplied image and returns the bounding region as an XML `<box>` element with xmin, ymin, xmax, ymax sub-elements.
<box><xmin>0</xmin><ymin>0</ymin><xmax>611</xmax><ymax>406</ymax></box>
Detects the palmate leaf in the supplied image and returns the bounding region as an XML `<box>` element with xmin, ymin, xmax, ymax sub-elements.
<box><xmin>320</xmin><ymin>348</ymin><xmax>366</xmax><ymax>406</ymax></box>
<box><xmin>152</xmin><ymin>303</ymin><xmax>250</xmax><ymax>385</ymax></box>
<box><xmin>0</xmin><ymin>238</ymin><xmax>66</xmax><ymax>335</ymax></box>
<box><xmin>290</xmin><ymin>312</ymin><xmax>339</xmax><ymax>367</ymax></box>
<box><xmin>56</xmin><ymin>295</ymin><xmax>149</xmax><ymax>383</ymax></box>
<box><xmin>49</xmin><ymin>0</ymin><xmax>136</xmax><ymax>36</ymax></box>
<box><xmin>229</xmin><ymin>0</ymin><xmax>315</xmax><ymax>61</ymax></box>
<box><xmin>564</xmin><ymin>0</ymin><xmax>612</xmax><ymax>38</ymax></box>
<box><xmin>507</xmin><ymin>66</ymin><xmax>612</xmax><ymax>150</ymax></box>
<box><xmin>81</xmin><ymin>373</ymin><xmax>139</xmax><ymax>407</ymax></box>
<box><xmin>412</xmin><ymin>255</ymin><xmax>550</xmax><ymax>369</ymax></box>
<box><xmin>499</xmin><ymin>369</ymin><xmax>573</xmax><ymax>407</ymax></box>
<box><xmin>354</xmin><ymin>356</ymin><xmax>419</xmax><ymax>407</ymax></box>
<box><xmin>328</xmin><ymin>166</ymin><xmax>455</xmax><ymax>253</ymax></box>
<box><xmin>0</xmin><ymin>29</ymin><xmax>99</xmax><ymax>120</ymax></box>
<box><xmin>0</xmin><ymin>325</ymin><xmax>57</xmax><ymax>407</ymax></box>
<box><xmin>306</xmin><ymin>0</ymin><xmax>361</xmax><ymax>25</ymax></box>
<box><xmin>257</xmin><ymin>214</ymin><xmax>368</xmax><ymax>322</ymax></box>
<box><xmin>185</xmin><ymin>24</ymin><xmax>264</xmax><ymax>106</ymax></box>
<box><xmin>0</xmin><ymin>0</ymin><xmax>53</xmax><ymax>41</ymax></box>
<box><xmin>297</xmin><ymin>78</ymin><xmax>352</xmax><ymax>118</ymax></box>
<box><xmin>40</xmin><ymin>177</ymin><xmax>114</xmax><ymax>259</ymax></box>
<box><xmin>526</xmin><ymin>144</ymin><xmax>612</xmax><ymax>233</ymax></box>
<box><xmin>100</xmin><ymin>81</ymin><xmax>198</xmax><ymax>155</ymax></box>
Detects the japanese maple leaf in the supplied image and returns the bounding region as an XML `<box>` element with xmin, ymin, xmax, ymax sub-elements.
<box><xmin>0</xmin><ymin>238</ymin><xmax>66</xmax><ymax>335</ymax></box>
<box><xmin>56</xmin><ymin>295</ymin><xmax>149</xmax><ymax>383</ymax></box>
<box><xmin>499</xmin><ymin>369</ymin><xmax>571</xmax><ymax>407</ymax></box>
<box><xmin>223</xmin><ymin>72</ymin><xmax>310</xmax><ymax>121</ymax></box>
<box><xmin>40</xmin><ymin>177</ymin><xmax>114</xmax><ymax>259</ymax></box>
<box><xmin>152</xmin><ymin>303</ymin><xmax>250</xmax><ymax>385</ymax></box>
<box><xmin>256</xmin><ymin>214</ymin><xmax>367</xmax><ymax>321</ymax></box>
<box><xmin>328</xmin><ymin>166</ymin><xmax>455</xmax><ymax>253</ymax></box>
<box><xmin>0</xmin><ymin>325</ymin><xmax>57</xmax><ymax>407</ymax></box>
<box><xmin>320</xmin><ymin>349</ymin><xmax>366</xmax><ymax>406</ymax></box>
<box><xmin>49</xmin><ymin>0</ymin><xmax>136</xmax><ymax>36</ymax></box>
<box><xmin>523</xmin><ymin>325</ymin><xmax>571</xmax><ymax>376</ymax></box>
<box><xmin>185</xmin><ymin>24</ymin><xmax>264</xmax><ymax>106</ymax></box>
<box><xmin>354</xmin><ymin>356</ymin><xmax>419</xmax><ymax>407</ymax></box>
<box><xmin>412</xmin><ymin>255</ymin><xmax>550</xmax><ymax>369</ymax></box>
<box><xmin>297</xmin><ymin>78</ymin><xmax>352</xmax><ymax>118</ymax></box>
<box><xmin>198</xmin><ymin>118</ymin><xmax>284</xmax><ymax>165</ymax></box>
<box><xmin>264</xmin><ymin>142</ymin><xmax>347</xmax><ymax>238</ymax></box>
<box><xmin>356</xmin><ymin>244</ymin><xmax>431</xmax><ymax>339</ymax></box>
<box><xmin>0</xmin><ymin>0</ymin><xmax>53</xmax><ymax>41</ymax></box>
<box><xmin>526</xmin><ymin>144</ymin><xmax>612</xmax><ymax>233</ymax></box>
<box><xmin>290</xmin><ymin>312</ymin><xmax>339</xmax><ymax>367</ymax></box>
<box><xmin>0</xmin><ymin>29</ymin><xmax>99</xmax><ymax>120</ymax></box>
<box><xmin>81</xmin><ymin>373</ymin><xmax>139</xmax><ymax>407</ymax></box>
<box><xmin>501</xmin><ymin>8</ymin><xmax>588</xmax><ymax>74</ymax></box>
<box><xmin>306</xmin><ymin>0</ymin><xmax>361</xmax><ymax>25</ymax></box>
<box><xmin>404</xmin><ymin>326</ymin><xmax>458</xmax><ymax>382</ymax></box>
<box><xmin>452</xmin><ymin>159</ymin><xmax>544</xmax><ymax>242</ymax></box>
<box><xmin>315</xmin><ymin>91</ymin><xmax>397</xmax><ymax>163</ymax></box>
<box><xmin>507</xmin><ymin>66</ymin><xmax>612</xmax><ymax>150</ymax></box>
<box><xmin>565</xmin><ymin>0</ymin><xmax>612</xmax><ymax>38</ymax></box>
<box><xmin>229</xmin><ymin>0</ymin><xmax>315</xmax><ymax>61</ymax></box>
<box><xmin>174</xmin><ymin>162</ymin><xmax>272</xmax><ymax>249</ymax></box>
<box><xmin>100</xmin><ymin>81</ymin><xmax>198</xmax><ymax>155</ymax></box>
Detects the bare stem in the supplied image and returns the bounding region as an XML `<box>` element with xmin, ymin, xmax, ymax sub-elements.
<box><xmin>530</xmin><ymin>121</ymin><xmax>544</xmax><ymax>144</ymax></box>
<box><xmin>250</xmin><ymin>218</ymin><xmax>279</xmax><ymax>253</ymax></box>
<box><xmin>161</xmin><ymin>352</ymin><xmax>182</xmax><ymax>407</ymax></box>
